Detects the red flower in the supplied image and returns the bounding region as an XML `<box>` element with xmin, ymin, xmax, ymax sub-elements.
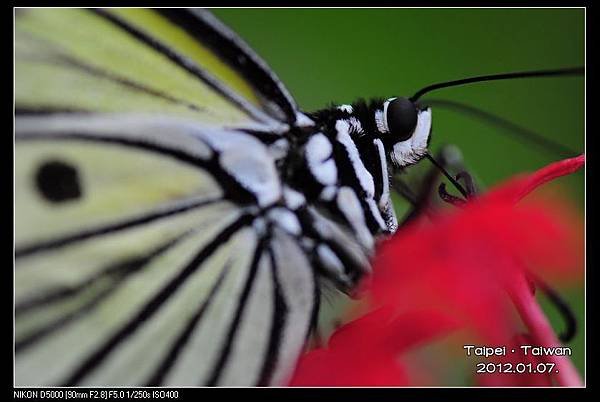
<box><xmin>289</xmin><ymin>155</ymin><xmax>584</xmax><ymax>387</ymax></box>
<box><xmin>289</xmin><ymin>306</ymin><xmax>457</xmax><ymax>386</ymax></box>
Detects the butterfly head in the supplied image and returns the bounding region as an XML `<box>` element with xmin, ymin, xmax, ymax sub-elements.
<box><xmin>374</xmin><ymin>97</ymin><xmax>432</xmax><ymax>167</ymax></box>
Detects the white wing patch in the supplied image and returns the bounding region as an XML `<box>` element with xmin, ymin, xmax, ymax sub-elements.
<box><xmin>306</xmin><ymin>133</ymin><xmax>338</xmax><ymax>186</ymax></box>
<box><xmin>319</xmin><ymin>185</ymin><xmax>337</xmax><ymax>202</ymax></box>
<box><xmin>219</xmin><ymin>146</ymin><xmax>281</xmax><ymax>208</ymax></box>
<box><xmin>282</xmin><ymin>187</ymin><xmax>306</xmax><ymax>210</ymax></box>
<box><xmin>295</xmin><ymin>112</ymin><xmax>315</xmax><ymax>127</ymax></box>
<box><xmin>267</xmin><ymin>207</ymin><xmax>302</xmax><ymax>236</ymax></box>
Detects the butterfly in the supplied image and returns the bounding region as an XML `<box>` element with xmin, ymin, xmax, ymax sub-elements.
<box><xmin>14</xmin><ymin>8</ymin><xmax>583</xmax><ymax>386</ymax></box>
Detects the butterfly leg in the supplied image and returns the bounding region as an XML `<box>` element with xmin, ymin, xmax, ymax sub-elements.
<box><xmin>392</xmin><ymin>144</ymin><xmax>478</xmax><ymax>224</ymax></box>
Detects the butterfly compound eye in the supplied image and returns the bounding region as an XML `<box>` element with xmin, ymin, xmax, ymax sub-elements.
<box><xmin>386</xmin><ymin>97</ymin><xmax>418</xmax><ymax>141</ymax></box>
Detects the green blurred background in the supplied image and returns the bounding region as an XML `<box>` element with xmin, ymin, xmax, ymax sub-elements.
<box><xmin>212</xmin><ymin>8</ymin><xmax>585</xmax><ymax>383</ymax></box>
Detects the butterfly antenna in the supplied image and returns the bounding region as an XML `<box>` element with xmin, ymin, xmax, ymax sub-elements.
<box><xmin>411</xmin><ymin>66</ymin><xmax>584</xmax><ymax>102</ymax></box>
<box><xmin>425</xmin><ymin>152</ymin><xmax>469</xmax><ymax>198</ymax></box>
<box><xmin>423</xmin><ymin>98</ymin><xmax>580</xmax><ymax>157</ymax></box>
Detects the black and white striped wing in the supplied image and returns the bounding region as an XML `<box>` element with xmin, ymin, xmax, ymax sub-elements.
<box><xmin>15</xmin><ymin>115</ymin><xmax>317</xmax><ymax>386</ymax></box>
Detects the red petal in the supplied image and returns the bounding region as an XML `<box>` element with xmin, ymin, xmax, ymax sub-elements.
<box><xmin>289</xmin><ymin>309</ymin><xmax>457</xmax><ymax>386</ymax></box>
<box><xmin>484</xmin><ymin>155</ymin><xmax>584</xmax><ymax>204</ymax></box>
<box><xmin>291</xmin><ymin>156</ymin><xmax>583</xmax><ymax>387</ymax></box>
<box><xmin>369</xmin><ymin>162</ymin><xmax>583</xmax><ymax>346</ymax></box>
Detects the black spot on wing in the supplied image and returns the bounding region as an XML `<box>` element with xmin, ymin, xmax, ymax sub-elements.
<box><xmin>17</xmin><ymin>132</ymin><xmax>258</xmax><ymax>209</ymax></box>
<box><xmin>15</xmin><ymin>130</ymin><xmax>262</xmax><ymax>258</ymax></box>
<box><xmin>35</xmin><ymin>160</ymin><xmax>82</xmax><ymax>203</ymax></box>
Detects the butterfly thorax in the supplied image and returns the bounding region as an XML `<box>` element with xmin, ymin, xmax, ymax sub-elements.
<box><xmin>310</xmin><ymin>97</ymin><xmax>432</xmax><ymax>162</ymax></box>
<box><xmin>281</xmin><ymin>97</ymin><xmax>432</xmax><ymax>245</ymax></box>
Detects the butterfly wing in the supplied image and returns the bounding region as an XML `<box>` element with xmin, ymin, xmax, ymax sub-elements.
<box><xmin>15</xmin><ymin>8</ymin><xmax>299</xmax><ymax>129</ymax></box>
<box><xmin>14</xmin><ymin>8</ymin><xmax>365</xmax><ymax>386</ymax></box>
<box><xmin>15</xmin><ymin>114</ymin><xmax>319</xmax><ymax>386</ymax></box>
